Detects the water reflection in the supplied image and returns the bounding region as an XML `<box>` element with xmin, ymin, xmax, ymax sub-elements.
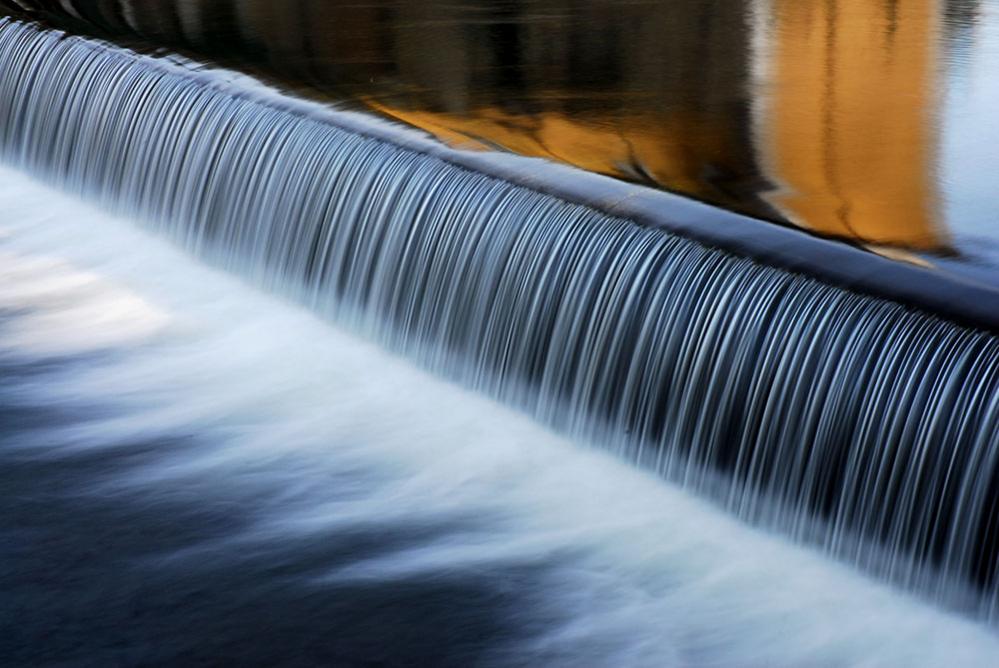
<box><xmin>762</xmin><ymin>0</ymin><xmax>943</xmax><ymax>250</ymax></box>
<box><xmin>4</xmin><ymin>0</ymin><xmax>996</xmax><ymax>269</ymax></box>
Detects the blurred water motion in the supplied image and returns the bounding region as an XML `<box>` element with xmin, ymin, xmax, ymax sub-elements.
<box><xmin>3</xmin><ymin>166</ymin><xmax>999</xmax><ymax>665</ymax></box>
<box><xmin>4</xmin><ymin>15</ymin><xmax>999</xmax><ymax>612</ymax></box>
<box><xmin>6</xmin><ymin>0</ymin><xmax>998</xmax><ymax>270</ymax></box>
<box><xmin>2</xmin><ymin>3</ymin><xmax>999</xmax><ymax>664</ymax></box>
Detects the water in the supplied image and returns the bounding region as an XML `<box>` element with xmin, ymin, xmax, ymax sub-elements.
<box><xmin>1</xmin><ymin>16</ymin><xmax>999</xmax><ymax>619</ymax></box>
<box><xmin>3</xmin><ymin>165</ymin><xmax>999</xmax><ymax>665</ymax></box>
<box><xmin>5</xmin><ymin>0</ymin><xmax>999</xmax><ymax>273</ymax></box>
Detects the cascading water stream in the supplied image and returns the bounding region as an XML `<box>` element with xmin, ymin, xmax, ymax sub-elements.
<box><xmin>6</xmin><ymin>164</ymin><xmax>999</xmax><ymax>665</ymax></box>
<box><xmin>1</xmin><ymin>16</ymin><xmax>998</xmax><ymax>619</ymax></box>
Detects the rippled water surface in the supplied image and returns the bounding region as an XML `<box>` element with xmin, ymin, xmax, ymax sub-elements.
<box><xmin>5</xmin><ymin>0</ymin><xmax>998</xmax><ymax>273</ymax></box>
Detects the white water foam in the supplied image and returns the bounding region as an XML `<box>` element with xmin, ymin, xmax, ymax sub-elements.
<box><xmin>1</xmin><ymin>168</ymin><xmax>998</xmax><ymax>666</ymax></box>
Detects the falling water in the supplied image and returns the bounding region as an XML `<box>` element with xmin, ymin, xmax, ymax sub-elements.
<box><xmin>5</xmin><ymin>165</ymin><xmax>999</xmax><ymax>665</ymax></box>
<box><xmin>1</xmin><ymin>16</ymin><xmax>998</xmax><ymax>618</ymax></box>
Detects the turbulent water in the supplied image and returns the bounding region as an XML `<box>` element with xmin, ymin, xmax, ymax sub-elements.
<box><xmin>3</xmin><ymin>166</ymin><xmax>999</xmax><ymax>666</ymax></box>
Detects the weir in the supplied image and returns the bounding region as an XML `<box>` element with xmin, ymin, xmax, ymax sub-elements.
<box><xmin>1</xmin><ymin>16</ymin><xmax>998</xmax><ymax>618</ymax></box>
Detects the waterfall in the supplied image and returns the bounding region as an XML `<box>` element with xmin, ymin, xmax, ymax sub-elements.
<box><xmin>1</xmin><ymin>17</ymin><xmax>998</xmax><ymax>617</ymax></box>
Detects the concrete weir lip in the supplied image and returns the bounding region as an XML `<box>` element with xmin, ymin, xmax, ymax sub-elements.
<box><xmin>3</xmin><ymin>13</ymin><xmax>999</xmax><ymax>335</ymax></box>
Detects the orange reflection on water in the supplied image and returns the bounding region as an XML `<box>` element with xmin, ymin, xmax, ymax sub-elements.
<box><xmin>762</xmin><ymin>0</ymin><xmax>946</xmax><ymax>251</ymax></box>
<box><xmin>364</xmin><ymin>101</ymin><xmax>763</xmax><ymax>218</ymax></box>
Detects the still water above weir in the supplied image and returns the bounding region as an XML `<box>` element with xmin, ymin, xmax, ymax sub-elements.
<box><xmin>5</xmin><ymin>0</ymin><xmax>999</xmax><ymax>274</ymax></box>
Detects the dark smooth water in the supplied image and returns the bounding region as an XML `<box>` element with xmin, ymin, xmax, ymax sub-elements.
<box><xmin>4</xmin><ymin>0</ymin><xmax>998</xmax><ymax>274</ymax></box>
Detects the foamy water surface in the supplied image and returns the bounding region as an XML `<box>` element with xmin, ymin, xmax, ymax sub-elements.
<box><xmin>1</xmin><ymin>167</ymin><xmax>997</xmax><ymax>666</ymax></box>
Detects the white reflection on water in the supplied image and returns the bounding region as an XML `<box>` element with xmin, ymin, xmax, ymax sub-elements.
<box><xmin>1</xmin><ymin>166</ymin><xmax>998</xmax><ymax>666</ymax></box>
<box><xmin>944</xmin><ymin>1</ymin><xmax>999</xmax><ymax>265</ymax></box>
